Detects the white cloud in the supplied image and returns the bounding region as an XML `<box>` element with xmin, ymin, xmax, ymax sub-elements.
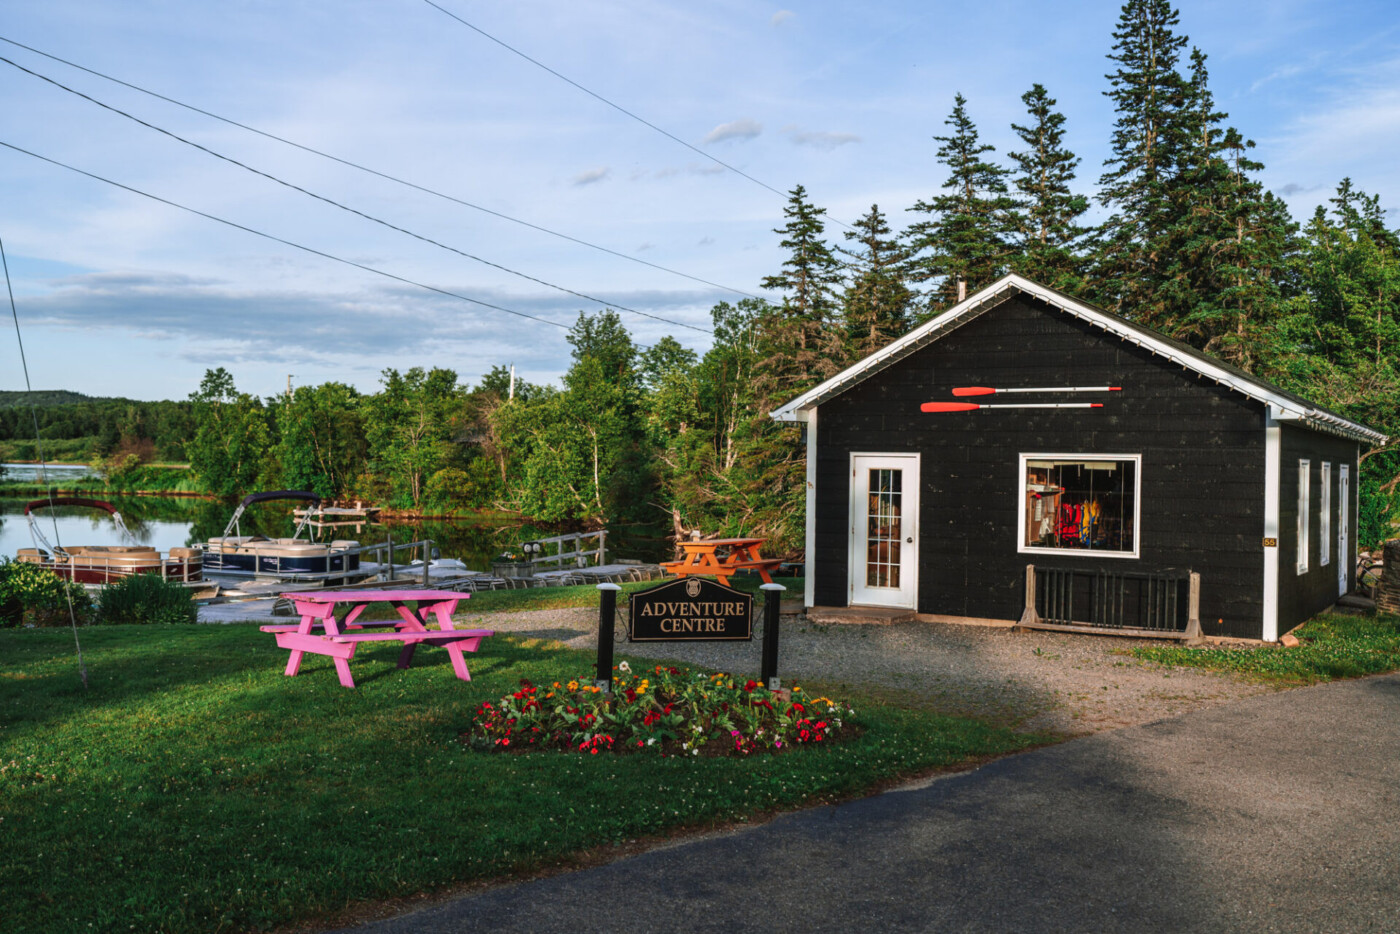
<box><xmin>771</xmin><ymin>10</ymin><xmax>795</xmax><ymax>27</ymax></box>
<box><xmin>782</xmin><ymin>125</ymin><xmax>861</xmax><ymax>150</ymax></box>
<box><xmin>703</xmin><ymin>119</ymin><xmax>763</xmax><ymax>144</ymax></box>
<box><xmin>571</xmin><ymin>167</ymin><xmax>611</xmax><ymax>186</ymax></box>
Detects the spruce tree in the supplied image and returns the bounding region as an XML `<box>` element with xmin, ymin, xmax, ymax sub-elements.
<box><xmin>756</xmin><ymin>184</ymin><xmax>845</xmax><ymax>402</ymax></box>
<box><xmin>839</xmin><ymin>204</ymin><xmax>913</xmax><ymax>359</ymax></box>
<box><xmin>1158</xmin><ymin>48</ymin><xmax>1294</xmax><ymax>367</ymax></box>
<box><xmin>906</xmin><ymin>94</ymin><xmax>1019</xmax><ymax>312</ymax></box>
<box><xmin>1007</xmin><ymin>84</ymin><xmax>1090</xmax><ymax>292</ymax></box>
<box><xmin>1095</xmin><ymin>0</ymin><xmax>1190</xmax><ymax>320</ymax></box>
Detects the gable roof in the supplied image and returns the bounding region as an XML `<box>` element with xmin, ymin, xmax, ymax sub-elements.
<box><xmin>770</xmin><ymin>273</ymin><xmax>1387</xmax><ymax>445</ymax></box>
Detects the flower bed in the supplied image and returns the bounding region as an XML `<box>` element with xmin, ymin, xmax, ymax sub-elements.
<box><xmin>468</xmin><ymin>662</ymin><xmax>858</xmax><ymax>756</ymax></box>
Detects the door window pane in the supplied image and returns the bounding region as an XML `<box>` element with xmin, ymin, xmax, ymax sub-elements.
<box><xmin>866</xmin><ymin>468</ymin><xmax>902</xmax><ymax>588</ymax></box>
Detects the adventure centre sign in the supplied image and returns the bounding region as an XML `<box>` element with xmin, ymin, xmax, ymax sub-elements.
<box><xmin>628</xmin><ymin>577</ymin><xmax>753</xmax><ymax>642</ymax></box>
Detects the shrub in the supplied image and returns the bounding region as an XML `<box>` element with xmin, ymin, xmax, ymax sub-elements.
<box><xmin>469</xmin><ymin>663</ymin><xmax>858</xmax><ymax>756</ymax></box>
<box><xmin>0</xmin><ymin>558</ymin><xmax>93</xmax><ymax>627</ymax></box>
<box><xmin>98</xmin><ymin>573</ymin><xmax>197</xmax><ymax>625</ymax></box>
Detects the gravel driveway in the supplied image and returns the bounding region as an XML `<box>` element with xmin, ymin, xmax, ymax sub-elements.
<box><xmin>461</xmin><ymin>607</ymin><xmax>1276</xmax><ymax>736</ymax></box>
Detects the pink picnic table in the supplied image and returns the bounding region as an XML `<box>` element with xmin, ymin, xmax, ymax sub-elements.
<box><xmin>259</xmin><ymin>589</ymin><xmax>493</xmax><ymax>689</ymax></box>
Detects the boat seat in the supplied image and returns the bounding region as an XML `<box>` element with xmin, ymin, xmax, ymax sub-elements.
<box><xmin>16</xmin><ymin>548</ymin><xmax>49</xmax><ymax>564</ymax></box>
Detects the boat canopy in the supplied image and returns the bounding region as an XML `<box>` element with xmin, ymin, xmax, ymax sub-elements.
<box><xmin>24</xmin><ymin>496</ymin><xmax>122</xmax><ymax>517</ymax></box>
<box><xmin>221</xmin><ymin>490</ymin><xmax>322</xmax><ymax>540</ymax></box>
<box><xmin>235</xmin><ymin>490</ymin><xmax>322</xmax><ymax>510</ymax></box>
<box><xmin>24</xmin><ymin>496</ymin><xmax>134</xmax><ymax>555</ymax></box>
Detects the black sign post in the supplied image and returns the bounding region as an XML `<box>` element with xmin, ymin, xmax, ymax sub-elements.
<box><xmin>760</xmin><ymin>582</ymin><xmax>785</xmax><ymax>689</ymax></box>
<box><xmin>627</xmin><ymin>576</ymin><xmax>753</xmax><ymax>642</ymax></box>
<box><xmin>595</xmin><ymin>583</ymin><xmax>620</xmax><ymax>692</ymax></box>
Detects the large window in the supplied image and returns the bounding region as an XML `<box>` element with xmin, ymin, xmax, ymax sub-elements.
<box><xmin>1019</xmin><ymin>455</ymin><xmax>1140</xmax><ymax>558</ymax></box>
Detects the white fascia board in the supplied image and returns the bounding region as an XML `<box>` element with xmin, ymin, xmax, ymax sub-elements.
<box><xmin>768</xmin><ymin>274</ymin><xmax>1389</xmax><ymax>446</ymax></box>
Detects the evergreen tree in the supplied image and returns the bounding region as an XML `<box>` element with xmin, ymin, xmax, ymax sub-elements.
<box><xmin>757</xmin><ymin>185</ymin><xmax>845</xmax><ymax>400</ymax></box>
<box><xmin>839</xmin><ymin>204</ymin><xmax>914</xmax><ymax>359</ymax></box>
<box><xmin>1150</xmin><ymin>49</ymin><xmax>1295</xmax><ymax>367</ymax></box>
<box><xmin>1094</xmin><ymin>0</ymin><xmax>1191</xmax><ymax>319</ymax></box>
<box><xmin>1007</xmin><ymin>84</ymin><xmax>1090</xmax><ymax>293</ymax></box>
<box><xmin>906</xmin><ymin>93</ymin><xmax>1019</xmax><ymax>311</ymax></box>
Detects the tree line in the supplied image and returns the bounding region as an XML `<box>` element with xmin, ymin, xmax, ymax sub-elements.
<box><xmin>9</xmin><ymin>0</ymin><xmax>1400</xmax><ymax>549</ymax></box>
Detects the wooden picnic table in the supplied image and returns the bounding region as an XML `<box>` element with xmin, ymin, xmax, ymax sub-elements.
<box><xmin>259</xmin><ymin>589</ymin><xmax>493</xmax><ymax>689</ymax></box>
<box><xmin>660</xmin><ymin>537</ymin><xmax>782</xmax><ymax>587</ymax></box>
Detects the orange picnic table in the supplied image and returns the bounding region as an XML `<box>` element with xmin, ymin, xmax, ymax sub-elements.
<box><xmin>660</xmin><ymin>537</ymin><xmax>782</xmax><ymax>587</ymax></box>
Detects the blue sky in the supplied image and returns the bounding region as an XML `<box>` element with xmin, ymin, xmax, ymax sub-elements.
<box><xmin>1</xmin><ymin>0</ymin><xmax>1397</xmax><ymax>401</ymax></box>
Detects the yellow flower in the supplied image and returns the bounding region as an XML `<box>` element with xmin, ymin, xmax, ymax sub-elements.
<box><xmin>567</xmin><ymin>680</ymin><xmax>579</xmax><ymax>691</ymax></box>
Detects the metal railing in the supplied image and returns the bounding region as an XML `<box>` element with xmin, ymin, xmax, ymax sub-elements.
<box><xmin>520</xmin><ymin>530</ymin><xmax>607</xmax><ymax>568</ymax></box>
<box><xmin>1020</xmin><ymin>564</ymin><xmax>1201</xmax><ymax>638</ymax></box>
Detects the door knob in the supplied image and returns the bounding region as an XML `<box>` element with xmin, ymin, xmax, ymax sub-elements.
<box><xmin>906</xmin><ymin>537</ymin><xmax>913</xmax><ymax>543</ymax></box>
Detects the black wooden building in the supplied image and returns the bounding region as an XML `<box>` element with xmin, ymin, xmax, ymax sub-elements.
<box><xmin>771</xmin><ymin>274</ymin><xmax>1388</xmax><ymax>641</ymax></box>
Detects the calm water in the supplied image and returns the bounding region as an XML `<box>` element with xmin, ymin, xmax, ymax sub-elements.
<box><xmin>2</xmin><ymin>462</ymin><xmax>96</xmax><ymax>483</ymax></box>
<box><xmin>0</xmin><ymin>495</ymin><xmax>666</xmax><ymax>569</ymax></box>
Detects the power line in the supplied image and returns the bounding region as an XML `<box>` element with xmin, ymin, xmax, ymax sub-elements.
<box><xmin>0</xmin><ymin>138</ymin><xmax>579</xmax><ymax>330</ymax></box>
<box><xmin>0</xmin><ymin>33</ymin><xmax>759</xmax><ymax>301</ymax></box>
<box><xmin>1</xmin><ymin>233</ymin><xmax>87</xmax><ymax>688</ymax></box>
<box><xmin>421</xmin><ymin>0</ymin><xmax>854</xmax><ymax>235</ymax></box>
<box><xmin>1</xmin><ymin>54</ymin><xmax>712</xmax><ymax>335</ymax></box>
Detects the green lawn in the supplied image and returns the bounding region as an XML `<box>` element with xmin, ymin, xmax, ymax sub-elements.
<box><xmin>1</xmin><ymin>624</ymin><xmax>1039</xmax><ymax>934</ymax></box>
<box><xmin>1132</xmin><ymin>612</ymin><xmax>1400</xmax><ymax>683</ymax></box>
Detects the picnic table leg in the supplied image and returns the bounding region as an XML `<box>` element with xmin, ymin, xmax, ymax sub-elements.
<box><xmin>444</xmin><ymin>645</ymin><xmax>472</xmax><ymax>681</ymax></box>
<box><xmin>333</xmin><ymin>655</ymin><xmax>357</xmax><ymax>688</ymax></box>
<box><xmin>397</xmin><ymin>643</ymin><xmax>419</xmax><ymax>670</ymax></box>
<box><xmin>284</xmin><ymin>605</ymin><xmax>333</xmax><ymax>677</ymax></box>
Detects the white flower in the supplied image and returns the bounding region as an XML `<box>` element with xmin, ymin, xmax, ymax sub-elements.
<box><xmin>618</xmin><ymin>661</ymin><xmax>631</xmax><ymax>673</ymax></box>
<box><xmin>647</xmin><ymin>737</ymin><xmax>656</xmax><ymax>746</ymax></box>
<box><xmin>692</xmin><ymin>749</ymin><xmax>699</xmax><ymax>756</ymax></box>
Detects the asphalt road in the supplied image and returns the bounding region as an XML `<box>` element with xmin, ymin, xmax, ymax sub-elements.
<box><xmin>343</xmin><ymin>673</ymin><xmax>1400</xmax><ymax>934</ymax></box>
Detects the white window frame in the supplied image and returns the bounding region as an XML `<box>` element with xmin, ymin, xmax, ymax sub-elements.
<box><xmin>1016</xmin><ymin>453</ymin><xmax>1142</xmax><ymax>560</ymax></box>
<box><xmin>1297</xmin><ymin>459</ymin><xmax>1310</xmax><ymax>575</ymax></box>
<box><xmin>1320</xmin><ymin>462</ymin><xmax>1331</xmax><ymax>567</ymax></box>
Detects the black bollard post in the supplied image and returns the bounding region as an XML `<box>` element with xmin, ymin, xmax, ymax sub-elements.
<box><xmin>760</xmin><ymin>583</ymin><xmax>785</xmax><ymax>689</ymax></box>
<box><xmin>595</xmin><ymin>583</ymin><xmax>620</xmax><ymax>693</ymax></box>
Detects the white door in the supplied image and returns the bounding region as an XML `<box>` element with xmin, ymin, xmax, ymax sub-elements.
<box><xmin>849</xmin><ymin>454</ymin><xmax>919</xmax><ymax>608</ymax></box>
<box><xmin>1338</xmin><ymin>464</ymin><xmax>1350</xmax><ymax>594</ymax></box>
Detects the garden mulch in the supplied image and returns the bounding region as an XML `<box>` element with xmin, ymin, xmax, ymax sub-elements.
<box><xmin>461</xmin><ymin>606</ymin><xmax>1278</xmax><ymax>736</ymax></box>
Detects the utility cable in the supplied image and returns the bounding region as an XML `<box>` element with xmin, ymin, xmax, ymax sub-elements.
<box><xmin>0</xmin><ymin>139</ymin><xmax>577</xmax><ymax>330</ymax></box>
<box><xmin>1</xmin><ymin>233</ymin><xmax>87</xmax><ymax>688</ymax></box>
<box><xmin>0</xmin><ymin>55</ymin><xmax>711</xmax><ymax>335</ymax></box>
<box><xmin>420</xmin><ymin>1</ymin><xmax>857</xmax><ymax>234</ymax></box>
<box><xmin>0</xmin><ymin>34</ymin><xmax>759</xmax><ymax>300</ymax></box>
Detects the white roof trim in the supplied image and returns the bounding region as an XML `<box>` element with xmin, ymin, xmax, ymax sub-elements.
<box><xmin>769</xmin><ymin>273</ymin><xmax>1388</xmax><ymax>445</ymax></box>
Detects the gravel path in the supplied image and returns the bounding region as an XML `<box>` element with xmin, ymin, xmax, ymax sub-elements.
<box><xmin>460</xmin><ymin>607</ymin><xmax>1277</xmax><ymax>736</ymax></box>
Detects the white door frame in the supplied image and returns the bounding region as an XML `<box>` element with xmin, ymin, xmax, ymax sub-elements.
<box><xmin>848</xmin><ymin>453</ymin><xmax>920</xmax><ymax>608</ymax></box>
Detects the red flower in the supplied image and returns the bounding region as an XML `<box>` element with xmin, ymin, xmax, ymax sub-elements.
<box><xmin>744</xmin><ymin>680</ymin><xmax>758</xmax><ymax>692</ymax></box>
<box><xmin>792</xmin><ymin>703</ymin><xmax>804</xmax><ymax>713</ymax></box>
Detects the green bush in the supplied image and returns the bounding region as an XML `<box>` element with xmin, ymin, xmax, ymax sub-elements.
<box><xmin>0</xmin><ymin>558</ymin><xmax>93</xmax><ymax>627</ymax></box>
<box><xmin>98</xmin><ymin>573</ymin><xmax>197</xmax><ymax>625</ymax></box>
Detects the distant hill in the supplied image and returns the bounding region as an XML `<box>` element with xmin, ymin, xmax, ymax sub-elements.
<box><xmin>0</xmin><ymin>390</ymin><xmax>102</xmax><ymax>408</ymax></box>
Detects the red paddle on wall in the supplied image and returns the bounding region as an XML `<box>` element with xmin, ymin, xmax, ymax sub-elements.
<box><xmin>952</xmin><ymin>386</ymin><xmax>1121</xmax><ymax>396</ymax></box>
<box><xmin>921</xmin><ymin>402</ymin><xmax>1104</xmax><ymax>412</ymax></box>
